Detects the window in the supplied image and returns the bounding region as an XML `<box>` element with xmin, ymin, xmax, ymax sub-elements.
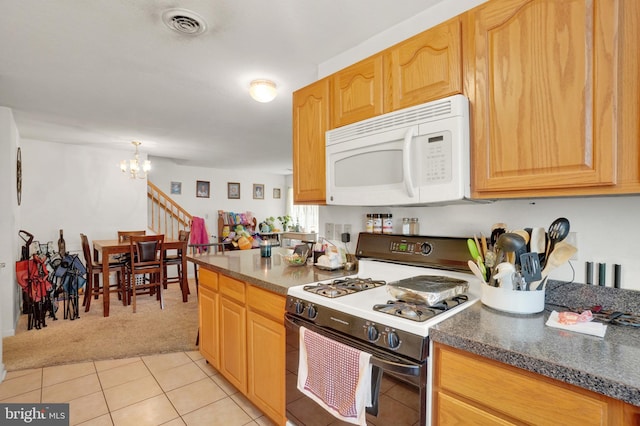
<box><xmin>286</xmin><ymin>187</ymin><xmax>319</xmax><ymax>233</ymax></box>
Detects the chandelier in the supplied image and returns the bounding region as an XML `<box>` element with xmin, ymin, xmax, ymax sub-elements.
<box><xmin>120</xmin><ymin>141</ymin><xmax>151</xmax><ymax>179</ymax></box>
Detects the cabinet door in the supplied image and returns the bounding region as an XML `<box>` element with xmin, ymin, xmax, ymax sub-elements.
<box><xmin>386</xmin><ymin>17</ymin><xmax>462</xmax><ymax>111</ymax></box>
<box><xmin>332</xmin><ymin>55</ymin><xmax>384</xmax><ymax>128</ymax></box>
<box><xmin>433</xmin><ymin>343</ymin><xmax>617</xmax><ymax>425</ymax></box>
<box><xmin>247</xmin><ymin>310</ymin><xmax>286</xmax><ymax>425</ymax></box>
<box><xmin>292</xmin><ymin>78</ymin><xmax>330</xmax><ymax>204</ymax></box>
<box><xmin>198</xmin><ymin>285</ymin><xmax>219</xmax><ymax>369</ymax></box>
<box><xmin>470</xmin><ymin>0</ymin><xmax>617</xmax><ymax>196</ymax></box>
<box><xmin>220</xmin><ymin>295</ymin><xmax>247</xmax><ymax>393</ymax></box>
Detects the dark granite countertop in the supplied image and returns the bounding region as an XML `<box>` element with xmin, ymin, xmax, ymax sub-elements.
<box><xmin>430</xmin><ymin>281</ymin><xmax>640</xmax><ymax>406</ymax></box>
<box><xmin>187</xmin><ymin>247</ymin><xmax>351</xmax><ymax>295</ymax></box>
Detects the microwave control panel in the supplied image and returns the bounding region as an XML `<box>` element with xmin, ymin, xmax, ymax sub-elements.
<box><xmin>420</xmin><ymin>131</ymin><xmax>452</xmax><ymax>184</ymax></box>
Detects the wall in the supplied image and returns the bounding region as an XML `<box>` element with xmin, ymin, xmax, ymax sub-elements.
<box><xmin>20</xmin><ymin>139</ymin><xmax>148</xmax><ymax>252</ymax></box>
<box><xmin>149</xmin><ymin>156</ymin><xmax>288</xmax><ymax>238</ymax></box>
<box><xmin>318</xmin><ymin>0</ymin><xmax>488</xmax><ymax>78</ymax></box>
<box><xmin>320</xmin><ymin>195</ymin><xmax>640</xmax><ymax>290</ymax></box>
<box><xmin>0</xmin><ymin>107</ymin><xmax>20</xmax><ymax>379</ymax></box>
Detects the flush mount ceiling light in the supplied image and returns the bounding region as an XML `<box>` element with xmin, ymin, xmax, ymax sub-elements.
<box><xmin>249</xmin><ymin>79</ymin><xmax>277</xmax><ymax>103</ymax></box>
<box><xmin>162</xmin><ymin>8</ymin><xmax>207</xmax><ymax>35</ymax></box>
<box><xmin>120</xmin><ymin>141</ymin><xmax>151</xmax><ymax>179</ymax></box>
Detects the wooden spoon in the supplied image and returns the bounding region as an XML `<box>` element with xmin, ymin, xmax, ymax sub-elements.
<box><xmin>532</xmin><ymin>241</ymin><xmax>578</xmax><ymax>290</ymax></box>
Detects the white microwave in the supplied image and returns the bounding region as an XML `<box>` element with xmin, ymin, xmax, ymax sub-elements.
<box><xmin>325</xmin><ymin>94</ymin><xmax>471</xmax><ymax>206</ymax></box>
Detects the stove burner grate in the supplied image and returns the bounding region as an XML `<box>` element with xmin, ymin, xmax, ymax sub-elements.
<box><xmin>303</xmin><ymin>277</ymin><xmax>385</xmax><ymax>298</ymax></box>
<box><xmin>373</xmin><ymin>295</ymin><xmax>469</xmax><ymax>322</ymax></box>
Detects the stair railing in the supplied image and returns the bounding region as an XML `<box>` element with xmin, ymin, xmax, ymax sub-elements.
<box><xmin>147</xmin><ymin>181</ymin><xmax>192</xmax><ymax>239</ymax></box>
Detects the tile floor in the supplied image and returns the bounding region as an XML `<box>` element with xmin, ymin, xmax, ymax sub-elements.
<box><xmin>0</xmin><ymin>351</ymin><xmax>276</xmax><ymax>426</ymax></box>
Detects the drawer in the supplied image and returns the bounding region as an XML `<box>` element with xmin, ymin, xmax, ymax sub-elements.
<box><xmin>248</xmin><ymin>285</ymin><xmax>285</xmax><ymax>322</ymax></box>
<box><xmin>219</xmin><ymin>274</ymin><xmax>246</xmax><ymax>303</ymax></box>
<box><xmin>198</xmin><ymin>268</ymin><xmax>218</xmax><ymax>291</ymax></box>
<box><xmin>434</xmin><ymin>344</ymin><xmax>610</xmax><ymax>425</ymax></box>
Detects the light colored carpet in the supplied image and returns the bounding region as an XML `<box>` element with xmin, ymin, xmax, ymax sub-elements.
<box><xmin>3</xmin><ymin>279</ymin><xmax>199</xmax><ymax>371</ymax></box>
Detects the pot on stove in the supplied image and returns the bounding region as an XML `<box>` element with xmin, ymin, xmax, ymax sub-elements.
<box><xmin>387</xmin><ymin>275</ymin><xmax>469</xmax><ymax>306</ymax></box>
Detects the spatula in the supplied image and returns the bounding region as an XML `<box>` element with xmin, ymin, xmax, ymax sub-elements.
<box><xmin>520</xmin><ymin>252</ymin><xmax>542</xmax><ymax>289</ymax></box>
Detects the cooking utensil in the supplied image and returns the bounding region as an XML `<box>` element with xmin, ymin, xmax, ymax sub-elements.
<box><xmin>474</xmin><ymin>234</ymin><xmax>484</xmax><ymax>261</ymax></box>
<box><xmin>544</xmin><ymin>217</ymin><xmax>570</xmax><ymax>266</ymax></box>
<box><xmin>533</xmin><ymin>241</ymin><xmax>578</xmax><ymax>290</ymax></box>
<box><xmin>520</xmin><ymin>252</ymin><xmax>542</xmax><ymax>288</ymax></box>
<box><xmin>467</xmin><ymin>238</ymin><xmax>481</xmax><ymax>261</ymax></box>
<box><xmin>468</xmin><ymin>260</ymin><xmax>486</xmax><ymax>283</ymax></box>
<box><xmin>488</xmin><ymin>233</ymin><xmax>526</xmax><ymax>286</ymax></box>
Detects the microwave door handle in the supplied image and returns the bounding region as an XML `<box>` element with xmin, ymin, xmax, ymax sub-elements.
<box><xmin>403</xmin><ymin>127</ymin><xmax>416</xmax><ymax>197</ymax></box>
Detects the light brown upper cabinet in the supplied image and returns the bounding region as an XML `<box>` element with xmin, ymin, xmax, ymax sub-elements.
<box><xmin>331</xmin><ymin>17</ymin><xmax>463</xmax><ymax>129</ymax></box>
<box><xmin>331</xmin><ymin>55</ymin><xmax>384</xmax><ymax>128</ymax></box>
<box><xmin>292</xmin><ymin>78</ymin><xmax>330</xmax><ymax>204</ymax></box>
<box><xmin>469</xmin><ymin>0</ymin><xmax>640</xmax><ymax>198</ymax></box>
<box><xmin>385</xmin><ymin>16</ymin><xmax>463</xmax><ymax>112</ymax></box>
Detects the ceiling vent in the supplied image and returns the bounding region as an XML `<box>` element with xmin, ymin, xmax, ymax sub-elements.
<box><xmin>162</xmin><ymin>8</ymin><xmax>207</xmax><ymax>35</ymax></box>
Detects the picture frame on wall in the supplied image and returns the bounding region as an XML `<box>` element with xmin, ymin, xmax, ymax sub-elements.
<box><xmin>170</xmin><ymin>181</ymin><xmax>182</xmax><ymax>195</ymax></box>
<box><xmin>253</xmin><ymin>184</ymin><xmax>264</xmax><ymax>200</ymax></box>
<box><xmin>196</xmin><ymin>180</ymin><xmax>210</xmax><ymax>198</ymax></box>
<box><xmin>273</xmin><ymin>188</ymin><xmax>281</xmax><ymax>199</ymax></box>
<box><xmin>228</xmin><ymin>182</ymin><xmax>240</xmax><ymax>199</ymax></box>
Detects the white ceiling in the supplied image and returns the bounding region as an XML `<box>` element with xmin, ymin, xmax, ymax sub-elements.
<box><xmin>1</xmin><ymin>0</ymin><xmax>445</xmax><ymax>174</ymax></box>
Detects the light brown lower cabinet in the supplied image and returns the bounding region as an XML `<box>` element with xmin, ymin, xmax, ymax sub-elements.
<box><xmin>198</xmin><ymin>268</ymin><xmax>219</xmax><ymax>370</ymax></box>
<box><xmin>432</xmin><ymin>342</ymin><xmax>640</xmax><ymax>425</ymax></box>
<box><xmin>198</xmin><ymin>268</ymin><xmax>286</xmax><ymax>426</ymax></box>
<box><xmin>247</xmin><ymin>285</ymin><xmax>286</xmax><ymax>425</ymax></box>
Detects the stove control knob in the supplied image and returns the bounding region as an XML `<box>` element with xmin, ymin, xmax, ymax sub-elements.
<box><xmin>386</xmin><ymin>331</ymin><xmax>400</xmax><ymax>349</ymax></box>
<box><xmin>366</xmin><ymin>325</ymin><xmax>379</xmax><ymax>342</ymax></box>
<box><xmin>306</xmin><ymin>304</ymin><xmax>318</xmax><ymax>319</ymax></box>
<box><xmin>420</xmin><ymin>242</ymin><xmax>433</xmax><ymax>256</ymax></box>
<box><xmin>294</xmin><ymin>300</ymin><xmax>305</xmax><ymax>315</ymax></box>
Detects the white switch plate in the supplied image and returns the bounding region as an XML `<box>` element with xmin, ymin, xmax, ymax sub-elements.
<box><xmin>344</xmin><ymin>224</ymin><xmax>352</xmax><ymax>235</ymax></box>
<box><xmin>325</xmin><ymin>223</ymin><xmax>334</xmax><ymax>240</ymax></box>
<box><xmin>334</xmin><ymin>224</ymin><xmax>343</xmax><ymax>238</ymax></box>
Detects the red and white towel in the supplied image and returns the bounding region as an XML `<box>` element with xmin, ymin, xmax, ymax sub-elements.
<box><xmin>297</xmin><ymin>327</ymin><xmax>372</xmax><ymax>425</ymax></box>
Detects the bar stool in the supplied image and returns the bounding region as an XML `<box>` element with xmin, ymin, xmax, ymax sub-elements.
<box><xmin>127</xmin><ymin>234</ymin><xmax>165</xmax><ymax>313</ymax></box>
<box><xmin>163</xmin><ymin>230</ymin><xmax>190</xmax><ymax>297</ymax></box>
<box><xmin>80</xmin><ymin>233</ymin><xmax>127</xmax><ymax>313</ymax></box>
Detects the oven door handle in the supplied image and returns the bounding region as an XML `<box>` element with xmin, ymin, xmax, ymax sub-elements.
<box><xmin>285</xmin><ymin>314</ymin><xmax>422</xmax><ymax>377</ymax></box>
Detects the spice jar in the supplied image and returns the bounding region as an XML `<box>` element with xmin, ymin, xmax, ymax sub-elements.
<box><xmin>365</xmin><ymin>214</ymin><xmax>374</xmax><ymax>233</ymax></box>
<box><xmin>382</xmin><ymin>214</ymin><xmax>393</xmax><ymax>234</ymax></box>
<box><xmin>373</xmin><ymin>214</ymin><xmax>382</xmax><ymax>234</ymax></box>
<box><xmin>409</xmin><ymin>218</ymin><xmax>420</xmax><ymax>235</ymax></box>
<box><xmin>402</xmin><ymin>218</ymin><xmax>411</xmax><ymax>235</ymax></box>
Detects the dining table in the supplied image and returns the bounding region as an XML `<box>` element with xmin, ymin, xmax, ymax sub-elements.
<box><xmin>92</xmin><ymin>237</ymin><xmax>189</xmax><ymax>317</ymax></box>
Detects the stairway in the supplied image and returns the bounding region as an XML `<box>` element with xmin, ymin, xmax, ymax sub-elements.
<box><xmin>147</xmin><ymin>181</ymin><xmax>192</xmax><ymax>239</ymax></box>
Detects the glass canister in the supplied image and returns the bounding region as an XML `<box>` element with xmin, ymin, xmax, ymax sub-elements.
<box><xmin>382</xmin><ymin>214</ymin><xmax>393</xmax><ymax>234</ymax></box>
<box><xmin>260</xmin><ymin>239</ymin><xmax>272</xmax><ymax>257</ymax></box>
<box><xmin>373</xmin><ymin>214</ymin><xmax>382</xmax><ymax>234</ymax></box>
<box><xmin>410</xmin><ymin>218</ymin><xmax>420</xmax><ymax>235</ymax></box>
<box><xmin>365</xmin><ymin>214</ymin><xmax>374</xmax><ymax>233</ymax></box>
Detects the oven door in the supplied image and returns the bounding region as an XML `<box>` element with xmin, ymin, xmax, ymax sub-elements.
<box><xmin>285</xmin><ymin>313</ymin><xmax>426</xmax><ymax>426</ymax></box>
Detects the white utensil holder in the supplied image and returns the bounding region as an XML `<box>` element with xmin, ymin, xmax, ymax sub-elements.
<box><xmin>481</xmin><ymin>284</ymin><xmax>545</xmax><ymax>314</ymax></box>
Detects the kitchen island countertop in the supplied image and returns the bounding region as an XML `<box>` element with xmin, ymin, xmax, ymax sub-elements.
<box><xmin>187</xmin><ymin>247</ymin><xmax>351</xmax><ymax>295</ymax></box>
<box><xmin>430</xmin><ymin>301</ymin><xmax>640</xmax><ymax>406</ymax></box>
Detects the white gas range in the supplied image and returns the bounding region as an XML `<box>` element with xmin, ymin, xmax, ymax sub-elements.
<box><xmin>285</xmin><ymin>233</ymin><xmax>482</xmax><ymax>426</ymax></box>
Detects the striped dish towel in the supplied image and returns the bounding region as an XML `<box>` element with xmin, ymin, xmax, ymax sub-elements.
<box><xmin>297</xmin><ymin>326</ymin><xmax>372</xmax><ymax>425</ymax></box>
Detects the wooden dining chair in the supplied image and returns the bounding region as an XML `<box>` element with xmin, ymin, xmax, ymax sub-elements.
<box><xmin>117</xmin><ymin>230</ymin><xmax>146</xmax><ymax>242</ymax></box>
<box><xmin>163</xmin><ymin>230</ymin><xmax>190</xmax><ymax>296</ymax></box>
<box><xmin>80</xmin><ymin>233</ymin><xmax>127</xmax><ymax>313</ymax></box>
<box><xmin>127</xmin><ymin>234</ymin><xmax>165</xmax><ymax>313</ymax></box>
